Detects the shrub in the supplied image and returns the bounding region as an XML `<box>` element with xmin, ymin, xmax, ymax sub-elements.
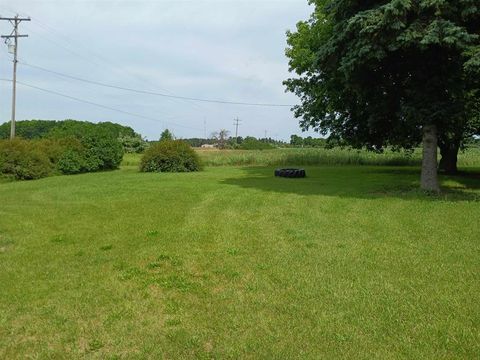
<box><xmin>57</xmin><ymin>149</ymin><xmax>86</xmax><ymax>174</ymax></box>
<box><xmin>140</xmin><ymin>140</ymin><xmax>201</xmax><ymax>173</ymax></box>
<box><xmin>0</xmin><ymin>133</ymin><xmax>124</xmax><ymax>180</ymax></box>
<box><xmin>0</xmin><ymin>139</ymin><xmax>54</xmax><ymax>180</ymax></box>
<box><xmin>36</xmin><ymin>137</ymin><xmax>84</xmax><ymax>164</ymax></box>
<box><xmin>81</xmin><ymin>134</ymin><xmax>124</xmax><ymax>171</ymax></box>
<box><xmin>35</xmin><ymin>135</ymin><xmax>123</xmax><ymax>174</ymax></box>
<box><xmin>119</xmin><ymin>134</ymin><xmax>148</xmax><ymax>153</ymax></box>
<box><xmin>240</xmin><ymin>137</ymin><xmax>275</xmax><ymax>150</ymax></box>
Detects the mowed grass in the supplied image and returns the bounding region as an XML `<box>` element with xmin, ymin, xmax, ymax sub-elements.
<box><xmin>0</xmin><ymin>154</ymin><xmax>479</xmax><ymax>358</ymax></box>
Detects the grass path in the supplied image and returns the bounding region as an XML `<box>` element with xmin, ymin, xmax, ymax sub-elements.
<box><xmin>0</xmin><ymin>165</ymin><xmax>479</xmax><ymax>358</ymax></box>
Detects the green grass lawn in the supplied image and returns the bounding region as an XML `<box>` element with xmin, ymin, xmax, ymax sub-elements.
<box><xmin>1</xmin><ymin>159</ymin><xmax>479</xmax><ymax>358</ymax></box>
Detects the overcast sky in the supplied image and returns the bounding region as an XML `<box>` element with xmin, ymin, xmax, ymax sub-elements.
<box><xmin>0</xmin><ymin>0</ymin><xmax>314</xmax><ymax>140</ymax></box>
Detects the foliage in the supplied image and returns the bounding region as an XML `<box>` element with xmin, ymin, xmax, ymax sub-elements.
<box><xmin>140</xmin><ymin>140</ymin><xmax>201</xmax><ymax>173</ymax></box>
<box><xmin>284</xmin><ymin>1</ymin><xmax>480</xmax><ymax>164</ymax></box>
<box><xmin>239</xmin><ymin>136</ymin><xmax>275</xmax><ymax>150</ymax></box>
<box><xmin>0</xmin><ymin>119</ymin><xmax>142</xmax><ymax>155</ymax></box>
<box><xmin>0</xmin><ymin>119</ymin><xmax>137</xmax><ymax>140</ymax></box>
<box><xmin>0</xmin><ymin>132</ymin><xmax>123</xmax><ymax>180</ymax></box>
<box><xmin>81</xmin><ymin>134</ymin><xmax>124</xmax><ymax>172</ymax></box>
<box><xmin>0</xmin><ymin>139</ymin><xmax>54</xmax><ymax>180</ymax></box>
<box><xmin>290</xmin><ymin>135</ymin><xmax>326</xmax><ymax>148</ymax></box>
<box><xmin>182</xmin><ymin>138</ymin><xmax>216</xmax><ymax>148</ymax></box>
<box><xmin>34</xmin><ymin>137</ymin><xmax>84</xmax><ymax>165</ymax></box>
<box><xmin>47</xmin><ymin>120</ymin><xmax>136</xmax><ymax>140</ymax></box>
<box><xmin>0</xmin><ymin>120</ymin><xmax>57</xmax><ymax>140</ymax></box>
<box><xmin>181</xmin><ymin>136</ymin><xmax>287</xmax><ymax>149</ymax></box>
<box><xmin>119</xmin><ymin>134</ymin><xmax>148</xmax><ymax>154</ymax></box>
<box><xmin>56</xmin><ymin>148</ymin><xmax>86</xmax><ymax>175</ymax></box>
<box><xmin>47</xmin><ymin>122</ymin><xmax>125</xmax><ymax>172</ymax></box>
<box><xmin>160</xmin><ymin>129</ymin><xmax>174</xmax><ymax>142</ymax></box>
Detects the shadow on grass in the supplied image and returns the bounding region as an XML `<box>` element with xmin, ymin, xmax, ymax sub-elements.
<box><xmin>0</xmin><ymin>175</ymin><xmax>15</xmax><ymax>184</ymax></box>
<box><xmin>221</xmin><ymin>166</ymin><xmax>480</xmax><ymax>202</ymax></box>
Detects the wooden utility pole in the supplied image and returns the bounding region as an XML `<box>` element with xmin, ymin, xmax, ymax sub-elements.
<box><xmin>233</xmin><ymin>117</ymin><xmax>241</xmax><ymax>139</ymax></box>
<box><xmin>1</xmin><ymin>15</ymin><xmax>31</xmax><ymax>139</ymax></box>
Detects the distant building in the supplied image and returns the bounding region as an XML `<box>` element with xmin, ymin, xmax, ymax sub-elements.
<box><xmin>201</xmin><ymin>144</ymin><xmax>216</xmax><ymax>149</ymax></box>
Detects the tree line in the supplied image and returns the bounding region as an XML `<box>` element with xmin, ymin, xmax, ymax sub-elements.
<box><xmin>0</xmin><ymin>119</ymin><xmax>147</xmax><ymax>154</ymax></box>
<box><xmin>159</xmin><ymin>128</ymin><xmax>327</xmax><ymax>149</ymax></box>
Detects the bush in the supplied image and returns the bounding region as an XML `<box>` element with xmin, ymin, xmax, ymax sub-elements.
<box><xmin>81</xmin><ymin>134</ymin><xmax>124</xmax><ymax>171</ymax></box>
<box><xmin>0</xmin><ymin>139</ymin><xmax>54</xmax><ymax>180</ymax></box>
<box><xmin>140</xmin><ymin>140</ymin><xmax>201</xmax><ymax>173</ymax></box>
<box><xmin>57</xmin><ymin>149</ymin><xmax>86</xmax><ymax>174</ymax></box>
<box><xmin>35</xmin><ymin>134</ymin><xmax>123</xmax><ymax>174</ymax></box>
<box><xmin>240</xmin><ymin>137</ymin><xmax>275</xmax><ymax>150</ymax></box>
<box><xmin>36</xmin><ymin>137</ymin><xmax>84</xmax><ymax>164</ymax></box>
<box><xmin>0</xmin><ymin>133</ymin><xmax>124</xmax><ymax>180</ymax></box>
<box><xmin>119</xmin><ymin>134</ymin><xmax>148</xmax><ymax>154</ymax></box>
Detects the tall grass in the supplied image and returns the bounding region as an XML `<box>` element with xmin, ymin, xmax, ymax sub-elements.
<box><xmin>198</xmin><ymin>148</ymin><xmax>420</xmax><ymax>167</ymax></box>
<box><xmin>457</xmin><ymin>146</ymin><xmax>480</xmax><ymax>167</ymax></box>
<box><xmin>123</xmin><ymin>147</ymin><xmax>480</xmax><ymax>168</ymax></box>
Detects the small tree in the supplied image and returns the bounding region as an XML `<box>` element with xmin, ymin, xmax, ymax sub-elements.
<box><xmin>160</xmin><ymin>129</ymin><xmax>174</xmax><ymax>142</ymax></box>
<box><xmin>211</xmin><ymin>129</ymin><xmax>230</xmax><ymax>149</ymax></box>
<box><xmin>290</xmin><ymin>135</ymin><xmax>304</xmax><ymax>147</ymax></box>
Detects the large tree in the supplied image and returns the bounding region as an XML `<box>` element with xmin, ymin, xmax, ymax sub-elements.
<box><xmin>285</xmin><ymin>0</ymin><xmax>480</xmax><ymax>191</ymax></box>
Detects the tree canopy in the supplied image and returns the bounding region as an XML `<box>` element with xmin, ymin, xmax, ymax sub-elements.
<box><xmin>285</xmin><ymin>0</ymin><xmax>480</xmax><ymax>189</ymax></box>
<box><xmin>0</xmin><ymin>119</ymin><xmax>145</xmax><ymax>154</ymax></box>
<box><xmin>0</xmin><ymin>119</ymin><xmax>137</xmax><ymax>140</ymax></box>
<box><xmin>160</xmin><ymin>129</ymin><xmax>174</xmax><ymax>142</ymax></box>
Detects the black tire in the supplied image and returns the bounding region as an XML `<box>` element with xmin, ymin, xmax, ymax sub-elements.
<box><xmin>274</xmin><ymin>168</ymin><xmax>306</xmax><ymax>178</ymax></box>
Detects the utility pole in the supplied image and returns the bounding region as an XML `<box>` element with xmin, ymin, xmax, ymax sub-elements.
<box><xmin>233</xmin><ymin>117</ymin><xmax>241</xmax><ymax>139</ymax></box>
<box><xmin>1</xmin><ymin>15</ymin><xmax>31</xmax><ymax>139</ymax></box>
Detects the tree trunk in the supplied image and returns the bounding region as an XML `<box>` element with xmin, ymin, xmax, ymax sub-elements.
<box><xmin>439</xmin><ymin>141</ymin><xmax>459</xmax><ymax>175</ymax></box>
<box><xmin>421</xmin><ymin>125</ymin><xmax>440</xmax><ymax>192</ymax></box>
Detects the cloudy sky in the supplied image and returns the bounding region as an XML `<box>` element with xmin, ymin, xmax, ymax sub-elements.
<box><xmin>0</xmin><ymin>0</ymin><xmax>313</xmax><ymax>140</ymax></box>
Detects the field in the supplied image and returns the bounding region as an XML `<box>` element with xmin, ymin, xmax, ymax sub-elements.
<box><xmin>1</xmin><ymin>148</ymin><xmax>479</xmax><ymax>359</ymax></box>
<box><xmin>124</xmin><ymin>146</ymin><xmax>480</xmax><ymax>168</ymax></box>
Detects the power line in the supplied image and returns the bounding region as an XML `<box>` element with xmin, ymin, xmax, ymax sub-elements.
<box><xmin>0</xmin><ymin>78</ymin><xmax>203</xmax><ymax>131</ymax></box>
<box><xmin>26</xmin><ymin>20</ymin><xmax>207</xmax><ymax>110</ymax></box>
<box><xmin>19</xmin><ymin>13</ymin><xmax>246</xmax><ymax>115</ymax></box>
<box><xmin>19</xmin><ymin>61</ymin><xmax>295</xmax><ymax>108</ymax></box>
<box><xmin>0</xmin><ymin>7</ymin><xmax>209</xmax><ymax>113</ymax></box>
